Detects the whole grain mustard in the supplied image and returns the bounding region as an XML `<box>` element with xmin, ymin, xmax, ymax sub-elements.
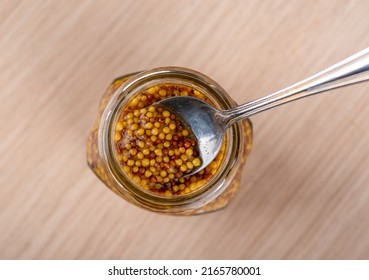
<box><xmin>114</xmin><ymin>84</ymin><xmax>225</xmax><ymax>196</ymax></box>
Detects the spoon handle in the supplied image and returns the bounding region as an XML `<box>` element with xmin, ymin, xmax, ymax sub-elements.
<box><xmin>222</xmin><ymin>47</ymin><xmax>369</xmax><ymax>127</ymax></box>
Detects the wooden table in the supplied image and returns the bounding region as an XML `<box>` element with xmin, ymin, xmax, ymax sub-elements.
<box><xmin>1</xmin><ymin>1</ymin><xmax>369</xmax><ymax>259</ymax></box>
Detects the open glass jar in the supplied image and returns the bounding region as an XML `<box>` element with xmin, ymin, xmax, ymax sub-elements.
<box><xmin>87</xmin><ymin>67</ymin><xmax>252</xmax><ymax>215</ymax></box>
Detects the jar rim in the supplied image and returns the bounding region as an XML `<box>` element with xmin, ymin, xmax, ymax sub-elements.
<box><xmin>98</xmin><ymin>67</ymin><xmax>245</xmax><ymax>213</ymax></box>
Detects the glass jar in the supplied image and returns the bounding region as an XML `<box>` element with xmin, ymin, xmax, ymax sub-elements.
<box><xmin>87</xmin><ymin>67</ymin><xmax>253</xmax><ymax>215</ymax></box>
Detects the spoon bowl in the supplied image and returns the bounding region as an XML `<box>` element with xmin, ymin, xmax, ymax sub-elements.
<box><xmin>157</xmin><ymin>96</ymin><xmax>227</xmax><ymax>175</ymax></box>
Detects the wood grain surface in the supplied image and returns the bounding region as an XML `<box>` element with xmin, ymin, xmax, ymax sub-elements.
<box><xmin>1</xmin><ymin>0</ymin><xmax>369</xmax><ymax>259</ymax></box>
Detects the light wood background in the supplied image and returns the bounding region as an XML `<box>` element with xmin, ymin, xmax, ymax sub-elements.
<box><xmin>1</xmin><ymin>0</ymin><xmax>369</xmax><ymax>259</ymax></box>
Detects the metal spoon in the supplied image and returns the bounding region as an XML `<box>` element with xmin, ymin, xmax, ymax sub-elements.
<box><xmin>158</xmin><ymin>48</ymin><xmax>369</xmax><ymax>175</ymax></box>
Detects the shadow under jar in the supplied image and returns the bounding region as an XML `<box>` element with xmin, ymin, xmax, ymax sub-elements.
<box><xmin>87</xmin><ymin>67</ymin><xmax>253</xmax><ymax>215</ymax></box>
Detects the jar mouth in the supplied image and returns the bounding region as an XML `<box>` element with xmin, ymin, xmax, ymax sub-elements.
<box><xmin>98</xmin><ymin>67</ymin><xmax>243</xmax><ymax>210</ymax></box>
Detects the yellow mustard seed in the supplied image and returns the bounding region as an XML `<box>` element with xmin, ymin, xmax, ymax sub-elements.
<box><xmin>135</xmin><ymin>161</ymin><xmax>141</xmax><ymax>167</ymax></box>
<box><xmin>154</xmin><ymin>122</ymin><xmax>161</xmax><ymax>128</ymax></box>
<box><xmin>140</xmin><ymin>108</ymin><xmax>147</xmax><ymax>114</ymax></box>
<box><xmin>163</xmin><ymin>127</ymin><xmax>171</xmax><ymax>134</ymax></box>
<box><xmin>148</xmin><ymin>106</ymin><xmax>156</xmax><ymax>113</ymax></box>
<box><xmin>131</xmin><ymin>97</ymin><xmax>140</xmax><ymax>106</ymax></box>
<box><xmin>148</xmin><ymin>87</ymin><xmax>156</xmax><ymax>94</ymax></box>
<box><xmin>182</xmin><ymin>129</ymin><xmax>189</xmax><ymax>137</ymax></box>
<box><xmin>137</xmin><ymin>128</ymin><xmax>145</xmax><ymax>136</ymax></box>
<box><xmin>150</xmin><ymin>159</ymin><xmax>156</xmax><ymax>166</ymax></box>
<box><xmin>142</xmin><ymin>158</ymin><xmax>150</xmax><ymax>167</ymax></box>
<box><xmin>116</xmin><ymin>121</ymin><xmax>123</xmax><ymax>131</ymax></box>
<box><xmin>144</xmin><ymin>170</ymin><xmax>152</xmax><ymax>178</ymax></box>
<box><xmin>137</xmin><ymin>152</ymin><xmax>144</xmax><ymax>160</ymax></box>
<box><xmin>114</xmin><ymin>132</ymin><xmax>121</xmax><ymax>141</ymax></box>
<box><xmin>160</xmin><ymin>170</ymin><xmax>167</xmax><ymax>177</ymax></box>
<box><xmin>145</xmin><ymin>122</ymin><xmax>154</xmax><ymax>130</ymax></box>
<box><xmin>169</xmin><ymin>123</ymin><xmax>176</xmax><ymax>130</ymax></box>
<box><xmin>164</xmin><ymin>117</ymin><xmax>171</xmax><ymax>124</ymax></box>
<box><xmin>127</xmin><ymin>160</ymin><xmax>134</xmax><ymax>166</ymax></box>
<box><xmin>194</xmin><ymin>90</ymin><xmax>201</xmax><ymax>96</ymax></box>
<box><xmin>133</xmin><ymin>110</ymin><xmax>140</xmax><ymax>116</ymax></box>
<box><xmin>143</xmin><ymin>148</ymin><xmax>150</xmax><ymax>155</ymax></box>
<box><xmin>192</xmin><ymin>158</ymin><xmax>201</xmax><ymax>167</ymax></box>
<box><xmin>158</xmin><ymin>132</ymin><xmax>165</xmax><ymax>140</ymax></box>
<box><xmin>154</xmin><ymin>149</ymin><xmax>162</xmax><ymax>156</ymax></box>
<box><xmin>180</xmin><ymin>165</ymin><xmax>187</xmax><ymax>172</ymax></box>
<box><xmin>150</xmin><ymin>135</ymin><xmax>157</xmax><ymax>142</ymax></box>
<box><xmin>159</xmin><ymin>89</ymin><xmax>167</xmax><ymax>96</ymax></box>
<box><xmin>132</xmin><ymin>166</ymin><xmax>139</xmax><ymax>173</ymax></box>
<box><xmin>186</xmin><ymin>162</ymin><xmax>194</xmax><ymax>169</ymax></box>
<box><xmin>175</xmin><ymin>159</ymin><xmax>183</xmax><ymax>166</ymax></box>
<box><xmin>145</xmin><ymin>122</ymin><xmax>153</xmax><ymax>129</ymax></box>
<box><xmin>210</xmin><ymin>161</ymin><xmax>218</xmax><ymax>169</ymax></box>
<box><xmin>131</xmin><ymin>123</ymin><xmax>138</xmax><ymax>131</ymax></box>
<box><xmin>164</xmin><ymin>141</ymin><xmax>170</xmax><ymax>148</ymax></box>
<box><xmin>197</xmin><ymin>180</ymin><xmax>205</xmax><ymax>188</ymax></box>
<box><xmin>185</xmin><ymin>148</ymin><xmax>193</xmax><ymax>157</ymax></box>
<box><xmin>180</xmin><ymin>154</ymin><xmax>187</xmax><ymax>161</ymax></box>
<box><xmin>152</xmin><ymin>128</ymin><xmax>159</xmax><ymax>135</ymax></box>
<box><xmin>163</xmin><ymin>111</ymin><xmax>170</xmax><ymax>118</ymax></box>
<box><xmin>130</xmin><ymin>148</ymin><xmax>137</xmax><ymax>156</ymax></box>
<box><xmin>165</xmin><ymin>134</ymin><xmax>172</xmax><ymax>140</ymax></box>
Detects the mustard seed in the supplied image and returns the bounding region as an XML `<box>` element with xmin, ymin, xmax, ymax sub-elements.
<box><xmin>192</xmin><ymin>158</ymin><xmax>201</xmax><ymax>167</ymax></box>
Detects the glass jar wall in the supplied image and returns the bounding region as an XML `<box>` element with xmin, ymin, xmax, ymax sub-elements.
<box><xmin>87</xmin><ymin>67</ymin><xmax>252</xmax><ymax>215</ymax></box>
